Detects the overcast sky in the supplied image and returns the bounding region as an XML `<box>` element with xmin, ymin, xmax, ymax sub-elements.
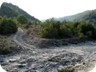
<box><xmin>0</xmin><ymin>0</ymin><xmax>96</xmax><ymax>20</ymax></box>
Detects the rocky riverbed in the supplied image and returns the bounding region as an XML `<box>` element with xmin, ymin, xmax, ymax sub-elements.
<box><xmin>0</xmin><ymin>28</ymin><xmax>96</xmax><ymax>72</ymax></box>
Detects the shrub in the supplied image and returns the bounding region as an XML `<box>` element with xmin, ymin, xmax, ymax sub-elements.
<box><xmin>77</xmin><ymin>22</ymin><xmax>95</xmax><ymax>37</ymax></box>
<box><xmin>16</xmin><ymin>15</ymin><xmax>28</xmax><ymax>24</ymax></box>
<box><xmin>0</xmin><ymin>17</ymin><xmax>18</xmax><ymax>35</ymax></box>
<box><xmin>40</xmin><ymin>19</ymin><xmax>96</xmax><ymax>39</ymax></box>
<box><xmin>57</xmin><ymin>67</ymin><xmax>75</xmax><ymax>72</ymax></box>
<box><xmin>60</xmin><ymin>24</ymin><xmax>72</xmax><ymax>38</ymax></box>
<box><xmin>71</xmin><ymin>22</ymin><xmax>81</xmax><ymax>36</ymax></box>
<box><xmin>0</xmin><ymin>36</ymin><xmax>13</xmax><ymax>54</ymax></box>
<box><xmin>40</xmin><ymin>19</ymin><xmax>61</xmax><ymax>38</ymax></box>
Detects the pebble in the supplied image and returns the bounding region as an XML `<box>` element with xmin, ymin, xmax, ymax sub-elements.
<box><xmin>9</xmin><ymin>59</ymin><xmax>17</xmax><ymax>63</ymax></box>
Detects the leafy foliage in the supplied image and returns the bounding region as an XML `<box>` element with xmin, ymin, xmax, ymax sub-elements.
<box><xmin>16</xmin><ymin>15</ymin><xmax>28</xmax><ymax>24</ymax></box>
<box><xmin>0</xmin><ymin>17</ymin><xmax>18</xmax><ymax>35</ymax></box>
<box><xmin>60</xmin><ymin>24</ymin><xmax>72</xmax><ymax>38</ymax></box>
<box><xmin>77</xmin><ymin>22</ymin><xmax>95</xmax><ymax>37</ymax></box>
<box><xmin>40</xmin><ymin>19</ymin><xmax>96</xmax><ymax>39</ymax></box>
<box><xmin>40</xmin><ymin>19</ymin><xmax>61</xmax><ymax>38</ymax></box>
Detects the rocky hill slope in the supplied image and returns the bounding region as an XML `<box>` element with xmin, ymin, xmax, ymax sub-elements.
<box><xmin>0</xmin><ymin>2</ymin><xmax>40</xmax><ymax>21</ymax></box>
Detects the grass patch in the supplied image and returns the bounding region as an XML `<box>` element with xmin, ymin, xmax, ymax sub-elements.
<box><xmin>0</xmin><ymin>36</ymin><xmax>14</xmax><ymax>54</ymax></box>
<box><xmin>57</xmin><ymin>67</ymin><xmax>75</xmax><ymax>72</ymax></box>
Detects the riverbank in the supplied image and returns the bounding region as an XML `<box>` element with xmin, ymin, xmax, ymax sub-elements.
<box><xmin>23</xmin><ymin>34</ymin><xmax>95</xmax><ymax>48</ymax></box>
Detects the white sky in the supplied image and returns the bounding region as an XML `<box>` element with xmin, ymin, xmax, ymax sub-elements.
<box><xmin>0</xmin><ymin>0</ymin><xmax>96</xmax><ymax>20</ymax></box>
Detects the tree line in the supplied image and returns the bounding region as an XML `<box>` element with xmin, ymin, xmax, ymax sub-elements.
<box><xmin>40</xmin><ymin>19</ymin><xmax>96</xmax><ymax>39</ymax></box>
<box><xmin>0</xmin><ymin>15</ymin><xmax>96</xmax><ymax>40</ymax></box>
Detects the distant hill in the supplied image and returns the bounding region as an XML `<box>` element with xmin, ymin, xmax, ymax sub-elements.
<box><xmin>75</xmin><ymin>10</ymin><xmax>96</xmax><ymax>25</ymax></box>
<box><xmin>56</xmin><ymin>11</ymin><xmax>90</xmax><ymax>21</ymax></box>
<box><xmin>0</xmin><ymin>2</ymin><xmax>40</xmax><ymax>21</ymax></box>
<box><xmin>56</xmin><ymin>9</ymin><xmax>96</xmax><ymax>25</ymax></box>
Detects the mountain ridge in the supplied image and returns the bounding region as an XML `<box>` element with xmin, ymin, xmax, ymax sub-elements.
<box><xmin>55</xmin><ymin>10</ymin><xmax>90</xmax><ymax>21</ymax></box>
<box><xmin>54</xmin><ymin>9</ymin><xmax>96</xmax><ymax>25</ymax></box>
<box><xmin>0</xmin><ymin>2</ymin><xmax>40</xmax><ymax>21</ymax></box>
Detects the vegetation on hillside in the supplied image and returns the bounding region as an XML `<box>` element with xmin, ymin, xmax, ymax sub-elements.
<box><xmin>40</xmin><ymin>19</ymin><xmax>96</xmax><ymax>39</ymax></box>
<box><xmin>57</xmin><ymin>9</ymin><xmax>96</xmax><ymax>25</ymax></box>
<box><xmin>16</xmin><ymin>15</ymin><xmax>28</xmax><ymax>24</ymax></box>
<box><xmin>78</xmin><ymin>10</ymin><xmax>96</xmax><ymax>25</ymax></box>
<box><xmin>0</xmin><ymin>2</ymin><xmax>40</xmax><ymax>22</ymax></box>
<box><xmin>0</xmin><ymin>2</ymin><xmax>18</xmax><ymax>18</ymax></box>
<box><xmin>56</xmin><ymin>11</ymin><xmax>90</xmax><ymax>21</ymax></box>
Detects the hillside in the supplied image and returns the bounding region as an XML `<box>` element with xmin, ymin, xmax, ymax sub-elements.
<box><xmin>76</xmin><ymin>10</ymin><xmax>96</xmax><ymax>25</ymax></box>
<box><xmin>56</xmin><ymin>11</ymin><xmax>90</xmax><ymax>21</ymax></box>
<box><xmin>0</xmin><ymin>2</ymin><xmax>40</xmax><ymax>21</ymax></box>
<box><xmin>57</xmin><ymin>9</ymin><xmax>96</xmax><ymax>25</ymax></box>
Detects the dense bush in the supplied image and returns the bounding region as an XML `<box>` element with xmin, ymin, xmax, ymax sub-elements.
<box><xmin>40</xmin><ymin>19</ymin><xmax>61</xmax><ymax>38</ymax></box>
<box><xmin>60</xmin><ymin>24</ymin><xmax>72</xmax><ymax>38</ymax></box>
<box><xmin>40</xmin><ymin>19</ymin><xmax>96</xmax><ymax>39</ymax></box>
<box><xmin>0</xmin><ymin>17</ymin><xmax>18</xmax><ymax>35</ymax></box>
<box><xmin>77</xmin><ymin>22</ymin><xmax>95</xmax><ymax>37</ymax></box>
